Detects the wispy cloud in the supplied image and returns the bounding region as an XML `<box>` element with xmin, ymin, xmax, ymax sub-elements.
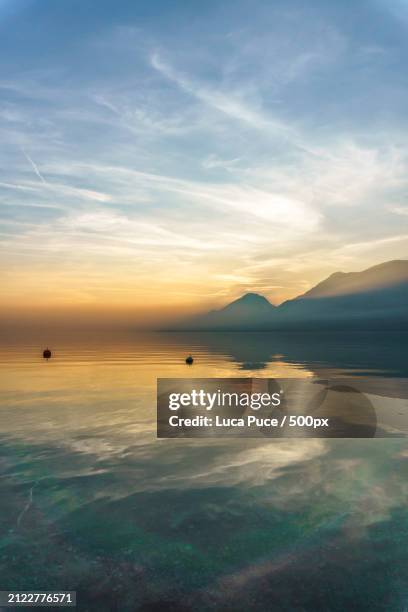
<box><xmin>21</xmin><ymin>148</ymin><xmax>47</xmax><ymax>185</ymax></box>
<box><xmin>150</xmin><ymin>52</ymin><xmax>293</xmax><ymax>137</ymax></box>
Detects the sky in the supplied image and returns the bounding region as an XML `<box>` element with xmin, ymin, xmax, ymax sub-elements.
<box><xmin>1</xmin><ymin>0</ymin><xmax>408</xmax><ymax>328</ymax></box>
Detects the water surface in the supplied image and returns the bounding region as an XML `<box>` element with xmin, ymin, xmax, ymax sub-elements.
<box><xmin>0</xmin><ymin>332</ymin><xmax>407</xmax><ymax>611</ymax></box>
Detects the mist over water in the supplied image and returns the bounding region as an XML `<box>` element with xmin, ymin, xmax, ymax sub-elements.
<box><xmin>1</xmin><ymin>331</ymin><xmax>408</xmax><ymax>611</ymax></box>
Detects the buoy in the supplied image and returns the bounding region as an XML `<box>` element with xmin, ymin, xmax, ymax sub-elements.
<box><xmin>185</xmin><ymin>355</ymin><xmax>194</xmax><ymax>365</ymax></box>
<box><xmin>43</xmin><ymin>348</ymin><xmax>52</xmax><ymax>359</ymax></box>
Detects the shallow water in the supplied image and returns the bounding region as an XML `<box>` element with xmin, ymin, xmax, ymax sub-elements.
<box><xmin>0</xmin><ymin>331</ymin><xmax>407</xmax><ymax>611</ymax></box>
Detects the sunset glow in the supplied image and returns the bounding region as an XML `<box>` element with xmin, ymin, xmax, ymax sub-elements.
<box><xmin>1</xmin><ymin>1</ymin><xmax>408</xmax><ymax>328</ymax></box>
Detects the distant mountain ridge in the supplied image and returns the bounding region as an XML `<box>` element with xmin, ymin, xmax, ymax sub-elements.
<box><xmin>168</xmin><ymin>260</ymin><xmax>408</xmax><ymax>331</ymax></box>
<box><xmin>290</xmin><ymin>260</ymin><xmax>408</xmax><ymax>300</ymax></box>
<box><xmin>191</xmin><ymin>292</ymin><xmax>276</xmax><ymax>329</ymax></box>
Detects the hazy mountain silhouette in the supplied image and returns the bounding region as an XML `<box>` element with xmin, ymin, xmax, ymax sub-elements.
<box><xmin>169</xmin><ymin>260</ymin><xmax>408</xmax><ymax>331</ymax></box>
<box><xmin>279</xmin><ymin>260</ymin><xmax>408</xmax><ymax>328</ymax></box>
<box><xmin>191</xmin><ymin>292</ymin><xmax>276</xmax><ymax>330</ymax></box>
<box><xmin>293</xmin><ymin>260</ymin><xmax>408</xmax><ymax>300</ymax></box>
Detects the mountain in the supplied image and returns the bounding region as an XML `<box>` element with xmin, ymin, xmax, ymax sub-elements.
<box><xmin>217</xmin><ymin>293</ymin><xmax>275</xmax><ymax>318</ymax></box>
<box><xmin>291</xmin><ymin>260</ymin><xmax>408</xmax><ymax>300</ymax></box>
<box><xmin>168</xmin><ymin>260</ymin><xmax>408</xmax><ymax>331</ymax></box>
<box><xmin>181</xmin><ymin>292</ymin><xmax>276</xmax><ymax>330</ymax></box>
<box><xmin>278</xmin><ymin>260</ymin><xmax>408</xmax><ymax>328</ymax></box>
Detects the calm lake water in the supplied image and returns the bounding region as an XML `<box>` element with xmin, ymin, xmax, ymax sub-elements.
<box><xmin>0</xmin><ymin>331</ymin><xmax>408</xmax><ymax>611</ymax></box>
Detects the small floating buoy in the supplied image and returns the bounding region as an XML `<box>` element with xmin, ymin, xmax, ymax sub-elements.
<box><xmin>43</xmin><ymin>348</ymin><xmax>52</xmax><ymax>359</ymax></box>
<box><xmin>185</xmin><ymin>355</ymin><xmax>194</xmax><ymax>365</ymax></box>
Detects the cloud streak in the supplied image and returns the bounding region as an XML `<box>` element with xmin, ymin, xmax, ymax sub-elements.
<box><xmin>21</xmin><ymin>148</ymin><xmax>47</xmax><ymax>185</ymax></box>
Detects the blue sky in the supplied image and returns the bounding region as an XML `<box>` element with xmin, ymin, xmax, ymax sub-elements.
<box><xmin>1</xmin><ymin>0</ymin><xmax>408</xmax><ymax>323</ymax></box>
